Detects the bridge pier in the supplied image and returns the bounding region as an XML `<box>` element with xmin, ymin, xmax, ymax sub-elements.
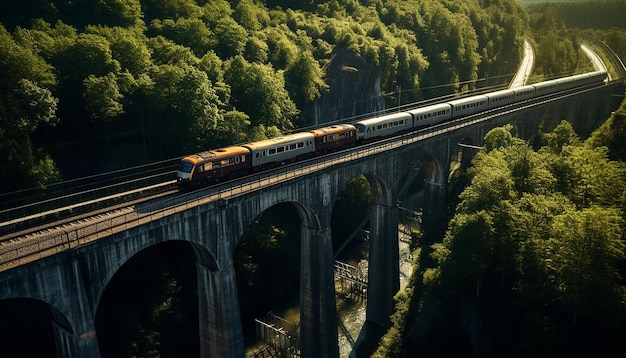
<box><xmin>299</xmin><ymin>209</ymin><xmax>339</xmax><ymax>358</ymax></box>
<box><xmin>52</xmin><ymin>321</ymin><xmax>99</xmax><ymax>357</ymax></box>
<box><xmin>366</xmin><ymin>201</ymin><xmax>400</xmax><ymax>327</ymax></box>
<box><xmin>197</xmin><ymin>261</ymin><xmax>244</xmax><ymax>357</ymax></box>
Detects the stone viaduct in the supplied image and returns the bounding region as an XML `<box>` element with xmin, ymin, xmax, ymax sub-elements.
<box><xmin>0</xmin><ymin>83</ymin><xmax>621</xmax><ymax>357</ymax></box>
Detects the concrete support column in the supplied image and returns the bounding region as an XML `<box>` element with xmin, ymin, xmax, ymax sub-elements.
<box><xmin>56</xmin><ymin>257</ymin><xmax>100</xmax><ymax>357</ymax></box>
<box><xmin>53</xmin><ymin>322</ymin><xmax>100</xmax><ymax>357</ymax></box>
<box><xmin>422</xmin><ymin>180</ymin><xmax>446</xmax><ymax>238</ymax></box>
<box><xmin>366</xmin><ymin>201</ymin><xmax>399</xmax><ymax>327</ymax></box>
<box><xmin>300</xmin><ymin>214</ymin><xmax>338</xmax><ymax>358</ymax></box>
<box><xmin>197</xmin><ymin>261</ymin><xmax>244</xmax><ymax>357</ymax></box>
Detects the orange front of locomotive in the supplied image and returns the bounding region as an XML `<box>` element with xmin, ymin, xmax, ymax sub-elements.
<box><xmin>176</xmin><ymin>155</ymin><xmax>203</xmax><ymax>188</ymax></box>
<box><xmin>177</xmin><ymin>147</ymin><xmax>253</xmax><ymax>189</ymax></box>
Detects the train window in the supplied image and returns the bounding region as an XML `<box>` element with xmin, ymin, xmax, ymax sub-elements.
<box><xmin>290</xmin><ymin>144</ymin><xmax>296</xmax><ymax>150</ymax></box>
<box><xmin>179</xmin><ymin>162</ymin><xmax>194</xmax><ymax>173</ymax></box>
<box><xmin>269</xmin><ymin>148</ymin><xmax>276</xmax><ymax>155</ymax></box>
<box><xmin>298</xmin><ymin>142</ymin><xmax>304</xmax><ymax>148</ymax></box>
<box><xmin>277</xmin><ymin>147</ymin><xmax>284</xmax><ymax>153</ymax></box>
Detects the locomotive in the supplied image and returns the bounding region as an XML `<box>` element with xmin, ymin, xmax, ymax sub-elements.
<box><xmin>177</xmin><ymin>70</ymin><xmax>607</xmax><ymax>188</ymax></box>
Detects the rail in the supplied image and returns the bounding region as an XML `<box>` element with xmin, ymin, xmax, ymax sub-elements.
<box><xmin>580</xmin><ymin>35</ymin><xmax>626</xmax><ymax>80</ymax></box>
<box><xmin>0</xmin><ymin>159</ymin><xmax>178</xmax><ymax>234</ymax></box>
<box><xmin>0</xmin><ymin>82</ymin><xmax>617</xmax><ymax>273</ymax></box>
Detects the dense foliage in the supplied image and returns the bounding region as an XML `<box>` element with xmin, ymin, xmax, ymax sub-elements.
<box><xmin>374</xmin><ymin>114</ymin><xmax>626</xmax><ymax>356</ymax></box>
<box><xmin>525</xmin><ymin>0</ymin><xmax>626</xmax><ymax>81</ymax></box>
<box><xmin>0</xmin><ymin>0</ymin><xmax>528</xmax><ymax>192</ymax></box>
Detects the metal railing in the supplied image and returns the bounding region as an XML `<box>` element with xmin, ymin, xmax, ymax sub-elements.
<box><xmin>254</xmin><ymin>312</ymin><xmax>300</xmax><ymax>358</ymax></box>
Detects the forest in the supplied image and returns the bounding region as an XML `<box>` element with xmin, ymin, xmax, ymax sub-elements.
<box><xmin>2</xmin><ymin>0</ymin><xmax>626</xmax><ymax>357</ymax></box>
<box><xmin>0</xmin><ymin>0</ymin><xmax>530</xmax><ymax>192</ymax></box>
<box><xmin>371</xmin><ymin>2</ymin><xmax>626</xmax><ymax>355</ymax></box>
<box><xmin>373</xmin><ymin>113</ymin><xmax>626</xmax><ymax>356</ymax></box>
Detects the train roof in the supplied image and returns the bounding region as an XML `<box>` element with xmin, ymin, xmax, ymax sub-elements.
<box><xmin>484</xmin><ymin>89</ymin><xmax>515</xmax><ymax>97</ymax></box>
<box><xmin>406</xmin><ymin>102</ymin><xmax>451</xmax><ymax>114</ymax></box>
<box><xmin>512</xmin><ymin>84</ymin><xmax>535</xmax><ymax>92</ymax></box>
<box><xmin>242</xmin><ymin>132</ymin><xmax>315</xmax><ymax>151</ymax></box>
<box><xmin>447</xmin><ymin>94</ymin><xmax>488</xmax><ymax>106</ymax></box>
<box><xmin>182</xmin><ymin>146</ymin><xmax>250</xmax><ymax>163</ymax></box>
<box><xmin>309</xmin><ymin>124</ymin><xmax>356</xmax><ymax>136</ymax></box>
<box><xmin>355</xmin><ymin>111</ymin><xmax>412</xmax><ymax>126</ymax></box>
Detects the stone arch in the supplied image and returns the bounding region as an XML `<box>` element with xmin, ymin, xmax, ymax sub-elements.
<box><xmin>233</xmin><ymin>199</ymin><xmax>337</xmax><ymax>357</ymax></box>
<box><xmin>189</xmin><ymin>241</ymin><xmax>219</xmax><ymax>270</ymax></box>
<box><xmin>93</xmin><ymin>238</ymin><xmax>217</xmax><ymax>308</ymax></box>
<box><xmin>452</xmin><ymin>137</ymin><xmax>480</xmax><ymax>171</ymax></box>
<box><xmin>421</xmin><ymin>153</ymin><xmax>445</xmax><ymax>187</ymax></box>
<box><xmin>0</xmin><ymin>297</ymin><xmax>74</xmax><ymax>357</ymax></box>
<box><xmin>94</xmin><ymin>240</ymin><xmax>203</xmax><ymax>357</ymax></box>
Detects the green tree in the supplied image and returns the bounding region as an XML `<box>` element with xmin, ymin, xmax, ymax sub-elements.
<box><xmin>141</xmin><ymin>0</ymin><xmax>202</xmax><ymax>23</ymax></box>
<box><xmin>549</xmin><ymin>207</ymin><xmax>626</xmax><ymax>327</ymax></box>
<box><xmin>146</xmin><ymin>63</ymin><xmax>220</xmax><ymax>155</ymax></box>
<box><xmin>233</xmin><ymin>0</ymin><xmax>270</xmax><ymax>31</ymax></box>
<box><xmin>149</xmin><ymin>17</ymin><xmax>215</xmax><ymax>57</ymax></box>
<box><xmin>83</xmin><ymin>73</ymin><xmax>124</xmax><ymax>121</ymax></box>
<box><xmin>284</xmin><ymin>50</ymin><xmax>327</xmax><ymax>107</ymax></box>
<box><xmin>146</xmin><ymin>35</ymin><xmax>198</xmax><ymax>66</ymax></box>
<box><xmin>212</xmin><ymin>17</ymin><xmax>248</xmax><ymax>59</ymax></box>
<box><xmin>225</xmin><ymin>55</ymin><xmax>298</xmax><ymax>131</ymax></box>
<box><xmin>433</xmin><ymin>210</ymin><xmax>496</xmax><ymax>297</ymax></box>
<box><xmin>483</xmin><ymin>124</ymin><xmax>515</xmax><ymax>152</ymax></box>
<box><xmin>244</xmin><ymin>35</ymin><xmax>269</xmax><ymax>63</ymax></box>
<box><xmin>586</xmin><ymin>95</ymin><xmax>626</xmax><ymax>161</ymax></box>
<box><xmin>0</xmin><ymin>25</ymin><xmax>60</xmax><ymax>190</ymax></box>
<box><xmin>541</xmin><ymin>120</ymin><xmax>581</xmax><ymax>154</ymax></box>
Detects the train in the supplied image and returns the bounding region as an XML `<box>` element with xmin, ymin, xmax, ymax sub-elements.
<box><xmin>177</xmin><ymin>70</ymin><xmax>607</xmax><ymax>188</ymax></box>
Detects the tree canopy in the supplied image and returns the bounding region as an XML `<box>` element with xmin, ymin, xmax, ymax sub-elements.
<box><xmin>375</xmin><ymin>120</ymin><xmax>626</xmax><ymax>357</ymax></box>
<box><xmin>0</xmin><ymin>0</ymin><xmax>529</xmax><ymax>191</ymax></box>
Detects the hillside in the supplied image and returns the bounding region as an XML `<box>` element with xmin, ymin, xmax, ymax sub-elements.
<box><xmin>371</xmin><ymin>1</ymin><xmax>626</xmax><ymax>356</ymax></box>
<box><xmin>0</xmin><ymin>0</ymin><xmax>529</xmax><ymax>192</ymax></box>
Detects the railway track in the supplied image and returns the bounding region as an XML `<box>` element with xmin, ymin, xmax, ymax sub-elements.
<box><xmin>0</xmin><ymin>158</ymin><xmax>179</xmax><ymax>236</ymax></box>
